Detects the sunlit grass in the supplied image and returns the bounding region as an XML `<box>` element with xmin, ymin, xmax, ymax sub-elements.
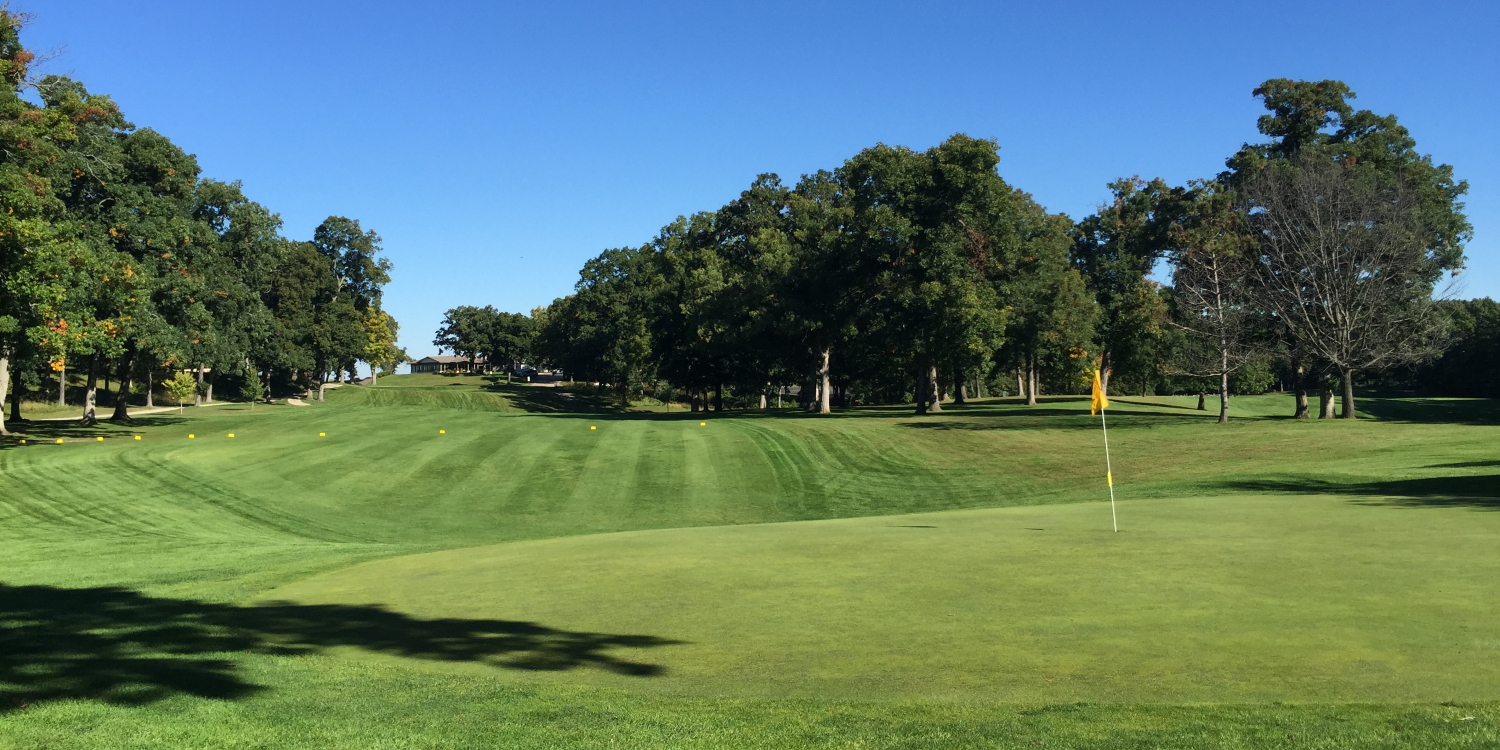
<box><xmin>1</xmin><ymin>377</ymin><xmax>1496</xmax><ymax>747</ymax></box>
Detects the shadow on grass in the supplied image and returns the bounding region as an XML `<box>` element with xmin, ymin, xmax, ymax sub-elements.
<box><xmin>0</xmin><ymin>415</ymin><xmax>193</xmax><ymax>451</ymax></box>
<box><xmin>1225</xmin><ymin>475</ymin><xmax>1500</xmax><ymax>510</ymax></box>
<box><xmin>480</xmin><ymin>381</ymin><xmax>620</xmax><ymax>414</ymax></box>
<box><xmin>1424</xmin><ymin>460</ymin><xmax>1500</xmax><ymax>469</ymax></box>
<box><xmin>896</xmin><ymin>404</ymin><xmax>1211</xmax><ymax>431</ymax></box>
<box><xmin>484</xmin><ymin>394</ymin><xmax>1189</xmax><ymax>424</ymax></box>
<box><xmin>0</xmin><ymin>583</ymin><xmax>681</xmax><ymax>712</ymax></box>
<box><xmin>1355</xmin><ymin>398</ymin><xmax>1500</xmax><ymax>424</ymax></box>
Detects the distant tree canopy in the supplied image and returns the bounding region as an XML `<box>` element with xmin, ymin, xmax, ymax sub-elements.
<box><xmin>487</xmin><ymin>79</ymin><xmax>1476</xmax><ymax>420</ymax></box>
<box><xmin>0</xmin><ymin>12</ymin><xmax>400</xmax><ymax>429</ymax></box>
<box><xmin>434</xmin><ymin>305</ymin><xmax>537</xmax><ymax>381</ymax></box>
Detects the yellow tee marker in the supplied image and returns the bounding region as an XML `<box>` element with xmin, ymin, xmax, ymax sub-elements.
<box><xmin>97</xmin><ymin>436</ymin><xmax>104</xmax><ymax>441</ymax></box>
<box><xmin>188</xmin><ymin>434</ymin><xmax>195</xmax><ymax>439</ymax></box>
<box><xmin>134</xmin><ymin>435</ymin><xmax>141</xmax><ymax>441</ymax></box>
<box><xmin>19</xmin><ymin>439</ymin><xmax>25</xmax><ymax>444</ymax></box>
<box><xmin>700</xmin><ymin>422</ymin><xmax>706</xmax><ymax>426</ymax></box>
<box><xmin>319</xmin><ymin>432</ymin><xmax>326</xmax><ymax>437</ymax></box>
<box><xmin>590</xmin><ymin>426</ymin><xmax>596</xmax><ymax>430</ymax></box>
<box><xmin>227</xmin><ymin>433</ymin><xmax>235</xmax><ymax>438</ymax></box>
<box><xmin>439</xmin><ymin>430</ymin><xmax>446</xmax><ymax>434</ymax></box>
<box><xmin>55</xmin><ymin>438</ymin><xmax>63</xmax><ymax>444</ymax></box>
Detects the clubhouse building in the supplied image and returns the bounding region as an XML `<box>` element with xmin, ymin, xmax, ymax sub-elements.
<box><xmin>410</xmin><ymin>355</ymin><xmax>489</xmax><ymax>374</ymax></box>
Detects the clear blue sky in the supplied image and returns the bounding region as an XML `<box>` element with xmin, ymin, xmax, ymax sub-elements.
<box><xmin>26</xmin><ymin>1</ymin><xmax>1499</xmax><ymax>365</ymax></box>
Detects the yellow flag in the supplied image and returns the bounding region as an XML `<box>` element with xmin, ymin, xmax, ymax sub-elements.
<box><xmin>1091</xmin><ymin>369</ymin><xmax>1109</xmax><ymax>415</ymax></box>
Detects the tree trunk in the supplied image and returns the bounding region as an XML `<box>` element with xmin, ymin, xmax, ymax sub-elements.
<box><xmin>205</xmin><ymin>373</ymin><xmax>215</xmax><ymax>404</ymax></box>
<box><xmin>9</xmin><ymin>369</ymin><xmax>23</xmax><ymax>424</ymax></box>
<box><xmin>1197</xmin><ymin>392</ymin><xmax>1206</xmax><ymax>411</ymax></box>
<box><xmin>81</xmin><ymin>357</ymin><xmax>98</xmax><ymax>426</ymax></box>
<box><xmin>714</xmin><ymin>384</ymin><xmax>723</xmax><ymax>413</ymax></box>
<box><xmin>57</xmin><ymin>363</ymin><xmax>66</xmax><ymax>406</ymax></box>
<box><xmin>817</xmin><ymin>347</ymin><xmax>831</xmax><ymax>415</ymax></box>
<box><xmin>1016</xmin><ymin>369</ymin><xmax>1025</xmax><ymax>400</ymax></box>
<box><xmin>145</xmin><ymin>369</ymin><xmax>154</xmax><ymax>408</ymax></box>
<box><xmin>317</xmin><ymin>372</ymin><xmax>327</xmax><ymax>402</ymax></box>
<box><xmin>915</xmin><ymin>371</ymin><xmax>928</xmax><ymax>415</ymax></box>
<box><xmin>1292</xmin><ymin>364</ymin><xmax>1308</xmax><ymax>419</ymax></box>
<box><xmin>1340</xmin><ymin>367</ymin><xmax>1357</xmax><ymax>419</ymax></box>
<box><xmin>776</xmin><ymin>387</ymin><xmax>781</xmax><ymax>408</ymax></box>
<box><xmin>1319</xmin><ymin>385</ymin><xmax>1335</xmax><ymax>419</ymax></box>
<box><xmin>0</xmin><ymin>356</ymin><xmax>10</xmax><ymax>435</ymax></box>
<box><xmin>953</xmin><ymin>364</ymin><xmax>967</xmax><ymax>405</ymax></box>
<box><xmin>371</xmin><ymin>368</ymin><xmax>378</xmax><ymax>386</ymax></box>
<box><xmin>195</xmin><ymin>365</ymin><xmax>204</xmax><ymax>407</ymax></box>
<box><xmin>1217</xmin><ymin>345</ymin><xmax>1230</xmax><ymax>423</ymax></box>
<box><xmin>1099</xmin><ymin>351</ymin><xmax>1112</xmax><ymax>396</ymax></box>
<box><xmin>1026</xmin><ymin>356</ymin><xmax>1039</xmax><ymax>406</ymax></box>
<box><xmin>927</xmin><ymin>365</ymin><xmax>942</xmax><ymax>413</ymax></box>
<box><xmin>110</xmin><ymin>349</ymin><xmax>137</xmax><ymax>422</ymax></box>
<box><xmin>1217</xmin><ymin>370</ymin><xmax>1230</xmax><ymax>424</ymax></box>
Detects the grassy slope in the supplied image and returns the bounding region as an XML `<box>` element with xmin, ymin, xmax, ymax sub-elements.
<box><xmin>1</xmin><ymin>375</ymin><xmax>1498</xmax><ymax>748</ymax></box>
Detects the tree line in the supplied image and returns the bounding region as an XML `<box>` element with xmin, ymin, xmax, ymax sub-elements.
<box><xmin>436</xmin><ymin>78</ymin><xmax>1476</xmax><ymax>421</ymax></box>
<box><xmin>0</xmin><ymin>13</ymin><xmax>404</xmax><ymax>433</ymax></box>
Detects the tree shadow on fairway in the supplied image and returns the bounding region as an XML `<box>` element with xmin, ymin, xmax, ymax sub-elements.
<box><xmin>0</xmin><ymin>415</ymin><xmax>192</xmax><ymax>451</ymax></box>
<box><xmin>484</xmin><ymin>383</ymin><xmax>619</xmax><ymax>414</ymax></box>
<box><xmin>896</xmin><ymin>406</ymin><xmax>1206</xmax><ymax>432</ymax></box>
<box><xmin>1225</xmin><ymin>475</ymin><xmax>1500</xmax><ymax>510</ymax></box>
<box><xmin>1355</xmin><ymin>398</ymin><xmax>1500</xmax><ymax>424</ymax></box>
<box><xmin>0</xmin><ymin>583</ymin><xmax>682</xmax><ymax>712</ymax></box>
<box><xmin>1424</xmin><ymin>460</ymin><xmax>1500</xmax><ymax>469</ymax></box>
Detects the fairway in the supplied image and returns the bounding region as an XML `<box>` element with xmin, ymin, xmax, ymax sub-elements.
<box><xmin>2</xmin><ymin>376</ymin><xmax>1498</xmax><ymax>748</ymax></box>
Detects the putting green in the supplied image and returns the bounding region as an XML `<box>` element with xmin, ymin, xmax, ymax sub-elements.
<box><xmin>263</xmin><ymin>494</ymin><xmax>1500</xmax><ymax>704</ymax></box>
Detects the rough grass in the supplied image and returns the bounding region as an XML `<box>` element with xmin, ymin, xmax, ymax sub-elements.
<box><xmin>0</xmin><ymin>376</ymin><xmax>1497</xmax><ymax>747</ymax></box>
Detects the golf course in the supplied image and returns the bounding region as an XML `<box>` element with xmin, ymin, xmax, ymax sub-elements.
<box><xmin>1</xmin><ymin>375</ymin><xmax>1497</xmax><ymax>748</ymax></box>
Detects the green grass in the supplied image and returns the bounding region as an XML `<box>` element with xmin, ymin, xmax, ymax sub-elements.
<box><xmin>267</xmin><ymin>495</ymin><xmax>1500</xmax><ymax>703</ymax></box>
<box><xmin>1</xmin><ymin>375</ymin><xmax>1497</xmax><ymax>747</ymax></box>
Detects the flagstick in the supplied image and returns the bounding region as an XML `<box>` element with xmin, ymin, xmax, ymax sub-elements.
<box><xmin>1101</xmin><ymin>408</ymin><xmax>1117</xmax><ymax>533</ymax></box>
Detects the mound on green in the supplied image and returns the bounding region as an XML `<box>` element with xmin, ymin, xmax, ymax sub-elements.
<box><xmin>1</xmin><ymin>382</ymin><xmax>1497</xmax><ymax>748</ymax></box>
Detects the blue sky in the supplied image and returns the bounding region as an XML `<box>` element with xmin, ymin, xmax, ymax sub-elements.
<box><xmin>26</xmin><ymin>1</ymin><xmax>1499</xmax><ymax>364</ymax></box>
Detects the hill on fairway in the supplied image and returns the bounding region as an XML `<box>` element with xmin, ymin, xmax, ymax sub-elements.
<box><xmin>1</xmin><ymin>374</ymin><xmax>1497</xmax><ymax>748</ymax></box>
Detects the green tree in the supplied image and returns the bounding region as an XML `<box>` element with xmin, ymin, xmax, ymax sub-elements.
<box><xmin>0</xmin><ymin>16</ymin><xmax>129</xmax><ymax>430</ymax></box>
<box><xmin>1071</xmin><ymin>177</ymin><xmax>1178</xmax><ymax>395</ymax></box>
<box><xmin>481</xmin><ymin>311</ymin><xmax>537</xmax><ymax>383</ymax></box>
<box><xmin>362</xmin><ymin>309</ymin><xmax>405</xmax><ymax>385</ymax></box>
<box><xmin>1223</xmin><ymin>79</ymin><xmax>1469</xmax><ymax>417</ymax></box>
<box><xmin>537</xmin><ymin>245</ymin><xmax>661</xmax><ymax>405</ymax></box>
<box><xmin>1412</xmin><ymin>298</ymin><xmax>1500</xmax><ymax>397</ymax></box>
<box><xmin>239</xmin><ymin>371</ymin><xmax>265</xmax><ymax>409</ymax></box>
<box><xmin>163</xmin><ymin>371</ymin><xmax>197</xmax><ymax>412</ymax></box>
<box><xmin>433</xmin><ymin>305</ymin><xmax>493</xmax><ymax>372</ymax></box>
<box><xmin>268</xmin><ymin>242</ymin><xmax>362</xmax><ymax>400</ymax></box>
<box><xmin>999</xmin><ymin>207</ymin><xmax>1095</xmax><ymax>404</ymax></box>
<box><xmin>835</xmin><ymin>136</ymin><xmax>1008</xmax><ymax>415</ymax></box>
<box><xmin>1164</xmin><ymin>181</ymin><xmax>1263</xmax><ymax>423</ymax></box>
<box><xmin>314</xmin><ymin>216</ymin><xmax>390</xmax><ymax>312</ymax></box>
